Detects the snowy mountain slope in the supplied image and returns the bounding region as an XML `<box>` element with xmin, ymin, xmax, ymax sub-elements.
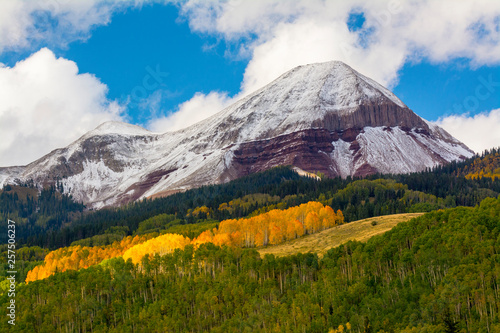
<box><xmin>171</xmin><ymin>61</ymin><xmax>417</xmax><ymax>147</ymax></box>
<box><xmin>0</xmin><ymin>61</ymin><xmax>474</xmax><ymax>208</ymax></box>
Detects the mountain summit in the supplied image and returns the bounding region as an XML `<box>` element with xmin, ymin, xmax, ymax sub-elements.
<box><xmin>0</xmin><ymin>61</ymin><xmax>473</xmax><ymax>208</ymax></box>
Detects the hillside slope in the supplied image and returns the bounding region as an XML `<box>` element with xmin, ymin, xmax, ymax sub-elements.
<box><xmin>4</xmin><ymin>197</ymin><xmax>500</xmax><ymax>332</ymax></box>
<box><xmin>258</xmin><ymin>213</ymin><xmax>423</xmax><ymax>257</ymax></box>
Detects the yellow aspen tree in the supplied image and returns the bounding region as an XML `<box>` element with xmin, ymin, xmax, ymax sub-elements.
<box><xmin>254</xmin><ymin>231</ymin><xmax>264</xmax><ymax>247</ymax></box>
<box><xmin>123</xmin><ymin>233</ymin><xmax>191</xmax><ymax>264</ymax></box>
<box><xmin>269</xmin><ymin>224</ymin><xmax>281</xmax><ymax>245</ymax></box>
<box><xmin>286</xmin><ymin>221</ymin><xmax>297</xmax><ymax>240</ymax></box>
<box><xmin>212</xmin><ymin>233</ymin><xmax>231</xmax><ymax>247</ymax></box>
<box><xmin>304</xmin><ymin>211</ymin><xmax>320</xmax><ymax>234</ymax></box>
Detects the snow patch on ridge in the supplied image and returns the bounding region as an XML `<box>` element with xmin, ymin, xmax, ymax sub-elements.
<box><xmin>330</xmin><ymin>139</ymin><xmax>354</xmax><ymax>178</ymax></box>
<box><xmin>357</xmin><ymin>127</ymin><xmax>473</xmax><ymax>175</ymax></box>
<box><xmin>62</xmin><ymin>160</ymin><xmax>122</xmax><ymax>207</ymax></box>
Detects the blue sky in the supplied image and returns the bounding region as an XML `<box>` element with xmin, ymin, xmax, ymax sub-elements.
<box><xmin>0</xmin><ymin>1</ymin><xmax>499</xmax><ymax>166</ymax></box>
<box><xmin>63</xmin><ymin>4</ymin><xmax>248</xmax><ymax>125</ymax></box>
<box><xmin>393</xmin><ymin>61</ymin><xmax>499</xmax><ymax>121</ymax></box>
<box><xmin>0</xmin><ymin>4</ymin><xmax>247</xmax><ymax>126</ymax></box>
<box><xmin>2</xmin><ymin>3</ymin><xmax>495</xmax><ymax>124</ymax></box>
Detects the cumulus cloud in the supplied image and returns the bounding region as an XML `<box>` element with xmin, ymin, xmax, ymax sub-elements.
<box><xmin>148</xmin><ymin>91</ymin><xmax>233</xmax><ymax>133</ymax></box>
<box><xmin>180</xmin><ymin>0</ymin><xmax>500</xmax><ymax>93</ymax></box>
<box><xmin>434</xmin><ymin>109</ymin><xmax>500</xmax><ymax>153</ymax></box>
<box><xmin>0</xmin><ymin>0</ymin><xmax>127</xmax><ymax>53</ymax></box>
<box><xmin>0</xmin><ymin>48</ymin><xmax>123</xmax><ymax>166</ymax></box>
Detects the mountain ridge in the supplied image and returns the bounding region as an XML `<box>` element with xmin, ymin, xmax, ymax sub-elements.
<box><xmin>0</xmin><ymin>60</ymin><xmax>474</xmax><ymax>208</ymax></box>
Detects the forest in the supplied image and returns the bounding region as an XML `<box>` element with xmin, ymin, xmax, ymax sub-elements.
<box><xmin>1</xmin><ymin>148</ymin><xmax>500</xmax><ymax>332</ymax></box>
<box><xmin>1</xmin><ymin>195</ymin><xmax>499</xmax><ymax>332</ymax></box>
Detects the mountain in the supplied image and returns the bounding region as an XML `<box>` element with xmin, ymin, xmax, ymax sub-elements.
<box><xmin>0</xmin><ymin>61</ymin><xmax>473</xmax><ymax>208</ymax></box>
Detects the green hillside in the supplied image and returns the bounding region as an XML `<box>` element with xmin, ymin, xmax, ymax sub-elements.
<box><xmin>2</xmin><ymin>196</ymin><xmax>499</xmax><ymax>332</ymax></box>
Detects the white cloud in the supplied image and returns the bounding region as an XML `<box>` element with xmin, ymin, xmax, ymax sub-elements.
<box><xmin>0</xmin><ymin>0</ymin><xmax>127</xmax><ymax>53</ymax></box>
<box><xmin>180</xmin><ymin>0</ymin><xmax>500</xmax><ymax>93</ymax></box>
<box><xmin>0</xmin><ymin>48</ymin><xmax>124</xmax><ymax>166</ymax></box>
<box><xmin>148</xmin><ymin>91</ymin><xmax>233</xmax><ymax>133</ymax></box>
<box><xmin>434</xmin><ymin>109</ymin><xmax>500</xmax><ymax>153</ymax></box>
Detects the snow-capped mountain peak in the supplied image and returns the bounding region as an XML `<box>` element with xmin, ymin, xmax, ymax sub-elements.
<box><xmin>0</xmin><ymin>61</ymin><xmax>473</xmax><ymax>208</ymax></box>
<box><xmin>84</xmin><ymin>121</ymin><xmax>153</xmax><ymax>138</ymax></box>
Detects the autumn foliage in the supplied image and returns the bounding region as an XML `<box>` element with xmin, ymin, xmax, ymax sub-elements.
<box><xmin>193</xmin><ymin>201</ymin><xmax>343</xmax><ymax>248</ymax></box>
<box><xmin>27</xmin><ymin>201</ymin><xmax>342</xmax><ymax>281</ymax></box>
<box><xmin>25</xmin><ymin>235</ymin><xmax>150</xmax><ymax>282</ymax></box>
<box><xmin>123</xmin><ymin>233</ymin><xmax>191</xmax><ymax>264</ymax></box>
<box><xmin>462</xmin><ymin>150</ymin><xmax>500</xmax><ymax>180</ymax></box>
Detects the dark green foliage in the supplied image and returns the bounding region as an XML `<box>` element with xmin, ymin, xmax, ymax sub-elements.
<box><xmin>70</xmin><ymin>226</ymin><xmax>131</xmax><ymax>247</ymax></box>
<box><xmin>3</xmin><ymin>196</ymin><xmax>500</xmax><ymax>332</ymax></box>
<box><xmin>0</xmin><ymin>184</ymin><xmax>84</xmax><ymax>244</ymax></box>
<box><xmin>363</xmin><ymin>317</ymin><xmax>373</xmax><ymax>333</ymax></box>
<box><xmin>135</xmin><ymin>213</ymin><xmax>182</xmax><ymax>235</ymax></box>
<box><xmin>327</xmin><ymin>179</ymin><xmax>443</xmax><ymax>221</ymax></box>
<box><xmin>157</xmin><ymin>219</ymin><xmax>219</xmax><ymax>239</ymax></box>
<box><xmin>442</xmin><ymin>308</ymin><xmax>459</xmax><ymax>333</ymax></box>
<box><xmin>389</xmin><ymin>147</ymin><xmax>500</xmax><ymax>205</ymax></box>
<box><xmin>70</xmin><ymin>233</ymin><xmax>124</xmax><ymax>247</ymax></box>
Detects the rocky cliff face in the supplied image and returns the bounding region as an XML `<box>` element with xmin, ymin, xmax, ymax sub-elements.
<box><xmin>315</xmin><ymin>102</ymin><xmax>428</xmax><ymax>131</ymax></box>
<box><xmin>0</xmin><ymin>61</ymin><xmax>474</xmax><ymax>208</ymax></box>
